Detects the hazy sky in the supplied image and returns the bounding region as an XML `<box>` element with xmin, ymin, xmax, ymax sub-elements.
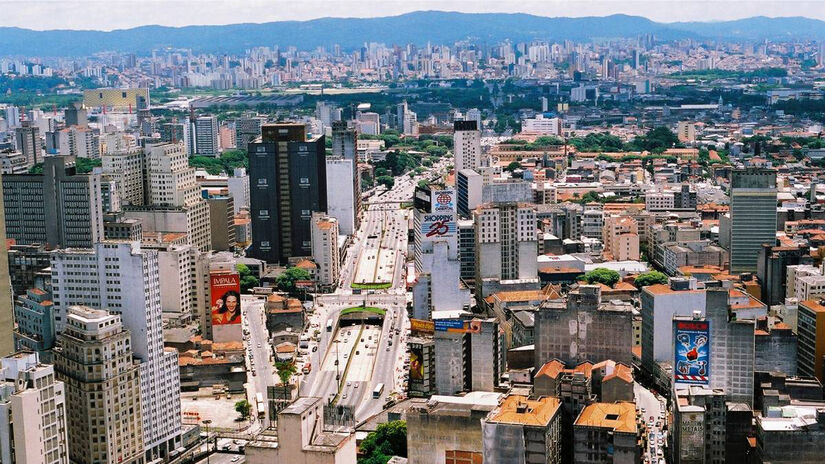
<box><xmin>1</xmin><ymin>0</ymin><xmax>823</xmax><ymax>31</ymax></box>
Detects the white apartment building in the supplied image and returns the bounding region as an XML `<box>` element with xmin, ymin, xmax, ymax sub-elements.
<box><xmin>0</xmin><ymin>352</ymin><xmax>68</xmax><ymax>464</ymax></box>
<box><xmin>122</xmin><ymin>143</ymin><xmax>212</xmax><ymax>251</ymax></box>
<box><xmin>102</xmin><ymin>147</ymin><xmax>145</xmax><ymax>206</ymax></box>
<box><xmin>146</xmin><ymin>143</ymin><xmax>200</xmax><ymax>207</ymax></box>
<box><xmin>50</xmin><ymin>242</ymin><xmax>181</xmax><ymax>461</ymax></box>
<box><xmin>310</xmin><ymin>213</ymin><xmax>340</xmax><ymax>288</ymax></box>
<box><xmin>54</xmin><ymin>307</ymin><xmax>144</xmax><ymax>464</ymax></box>
<box><xmin>53</xmin><ymin>126</ymin><xmax>100</xmax><ymax>159</ymax></box>
<box><xmin>581</xmin><ymin>204</ymin><xmax>605</xmax><ymax>240</ymax></box>
<box><xmin>522</xmin><ymin>114</ymin><xmax>561</xmax><ymax>135</ymax></box>
<box><xmin>155</xmin><ymin>244</ymin><xmax>202</xmax><ymax>321</ymax></box>
<box><xmin>227</xmin><ymin>167</ymin><xmax>250</xmax><ymax>213</ymax></box>
<box><xmin>325</xmin><ymin>159</ymin><xmax>357</xmax><ymax>235</ymax></box>
<box><xmin>645</xmin><ymin>192</ymin><xmax>675</xmax><ymax>212</ymax></box>
<box><xmin>793</xmin><ymin>267</ymin><xmax>825</xmax><ymax>302</ymax></box>
<box><xmin>454</xmin><ymin>120</ymin><xmax>482</xmax><ymax>172</ymax></box>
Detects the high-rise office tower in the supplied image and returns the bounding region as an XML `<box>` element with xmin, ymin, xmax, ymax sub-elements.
<box><xmin>729</xmin><ymin>169</ymin><xmax>777</xmax><ymax>273</ymax></box>
<box><xmin>453</xmin><ymin>120</ymin><xmax>482</xmax><ymax>172</ymax></box>
<box><xmin>474</xmin><ymin>202</ymin><xmax>538</xmax><ymax>296</ymax></box>
<box><xmin>14</xmin><ymin>121</ymin><xmax>42</xmax><ymax>167</ymax></box>
<box><xmin>331</xmin><ymin>120</ymin><xmax>356</xmax><ymax>161</ymax></box>
<box><xmin>325</xmin><ymin>158</ymin><xmax>357</xmax><ymax>235</ymax></box>
<box><xmin>64</xmin><ymin>102</ymin><xmax>87</xmax><ymax>128</ymax></box>
<box><xmin>50</xmin><ymin>242</ymin><xmax>181</xmax><ymax>461</ymax></box>
<box><xmin>159</xmin><ymin>122</ymin><xmax>191</xmax><ymax>155</ymax></box>
<box><xmin>248</xmin><ymin>123</ymin><xmax>327</xmax><ymax>264</ymax></box>
<box><xmin>2</xmin><ymin>156</ymin><xmax>104</xmax><ymax>248</ymax></box>
<box><xmin>456</xmin><ymin>169</ymin><xmax>483</xmax><ymax>218</ymax></box>
<box><xmin>54</xmin><ymin>306</ymin><xmax>144</xmax><ymax>464</ymax></box>
<box><xmin>235</xmin><ymin>117</ymin><xmax>265</xmax><ymax>151</ymax></box>
<box><xmin>0</xmin><ymin>174</ymin><xmax>11</xmax><ymax>358</ymax></box>
<box><xmin>331</xmin><ymin>121</ymin><xmax>360</xmax><ymax>233</ymax></box>
<box><xmin>0</xmin><ymin>351</ymin><xmax>69</xmax><ymax>464</ymax></box>
<box><xmin>194</xmin><ymin>115</ymin><xmax>219</xmax><ymax>156</ymax></box>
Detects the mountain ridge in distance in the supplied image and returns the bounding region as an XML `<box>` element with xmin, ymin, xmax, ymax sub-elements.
<box><xmin>0</xmin><ymin>11</ymin><xmax>823</xmax><ymax>56</ymax></box>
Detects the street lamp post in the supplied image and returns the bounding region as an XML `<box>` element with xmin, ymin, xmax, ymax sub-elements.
<box><xmin>202</xmin><ymin>419</ymin><xmax>212</xmax><ymax>464</ymax></box>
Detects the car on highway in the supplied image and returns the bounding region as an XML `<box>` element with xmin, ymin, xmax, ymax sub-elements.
<box><xmin>312</xmin><ymin>346</ymin><xmax>318</xmax><ymax>352</ymax></box>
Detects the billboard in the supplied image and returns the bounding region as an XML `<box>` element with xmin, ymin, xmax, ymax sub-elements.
<box><xmin>410</xmin><ymin>318</ymin><xmax>435</xmax><ymax>334</ymax></box>
<box><xmin>678</xmin><ymin>412</ymin><xmax>705</xmax><ymax>464</ymax></box>
<box><xmin>673</xmin><ymin>320</ymin><xmax>710</xmax><ymax>385</ymax></box>
<box><xmin>434</xmin><ymin>319</ymin><xmax>482</xmax><ymax>334</ymax></box>
<box><xmin>421</xmin><ymin>214</ymin><xmax>456</xmax><ymax>241</ymax></box>
<box><xmin>210</xmin><ymin>273</ymin><xmax>242</xmax><ymax>326</ymax></box>
<box><xmin>431</xmin><ymin>189</ymin><xmax>456</xmax><ymax>213</ymax></box>
<box><xmin>409</xmin><ymin>347</ymin><xmax>424</xmax><ymax>381</ymax></box>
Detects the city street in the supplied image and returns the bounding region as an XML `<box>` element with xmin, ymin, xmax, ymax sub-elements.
<box><xmin>635</xmin><ymin>382</ymin><xmax>667</xmax><ymax>463</ymax></box>
<box><xmin>243</xmin><ymin>296</ymin><xmax>275</xmax><ymax>429</ymax></box>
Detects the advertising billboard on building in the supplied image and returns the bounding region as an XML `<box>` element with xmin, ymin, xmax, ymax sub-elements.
<box><xmin>410</xmin><ymin>318</ymin><xmax>435</xmax><ymax>334</ymax></box>
<box><xmin>420</xmin><ymin>213</ymin><xmax>456</xmax><ymax>241</ymax></box>
<box><xmin>431</xmin><ymin>189</ymin><xmax>456</xmax><ymax>213</ymax></box>
<box><xmin>211</xmin><ymin>272</ymin><xmax>242</xmax><ymax>342</ymax></box>
<box><xmin>410</xmin><ymin>347</ymin><xmax>424</xmax><ymax>381</ymax></box>
<box><xmin>673</xmin><ymin>320</ymin><xmax>710</xmax><ymax>385</ymax></box>
<box><xmin>434</xmin><ymin>319</ymin><xmax>482</xmax><ymax>334</ymax></box>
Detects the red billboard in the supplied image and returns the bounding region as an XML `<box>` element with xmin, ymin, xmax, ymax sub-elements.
<box><xmin>210</xmin><ymin>273</ymin><xmax>241</xmax><ymax>326</ymax></box>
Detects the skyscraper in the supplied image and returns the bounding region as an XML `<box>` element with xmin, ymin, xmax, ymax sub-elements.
<box><xmin>248</xmin><ymin>123</ymin><xmax>327</xmax><ymax>264</ymax></box>
<box><xmin>330</xmin><ymin>121</ymin><xmax>360</xmax><ymax>233</ymax></box>
<box><xmin>453</xmin><ymin>120</ymin><xmax>482</xmax><ymax>172</ymax></box>
<box><xmin>235</xmin><ymin>116</ymin><xmax>265</xmax><ymax>152</ymax></box>
<box><xmin>2</xmin><ymin>156</ymin><xmax>104</xmax><ymax>248</ymax></box>
<box><xmin>194</xmin><ymin>115</ymin><xmax>219</xmax><ymax>156</ymax></box>
<box><xmin>50</xmin><ymin>242</ymin><xmax>181</xmax><ymax>461</ymax></box>
<box><xmin>54</xmin><ymin>306</ymin><xmax>144</xmax><ymax>464</ymax></box>
<box><xmin>474</xmin><ymin>202</ymin><xmax>538</xmax><ymax>298</ymax></box>
<box><xmin>729</xmin><ymin>168</ymin><xmax>777</xmax><ymax>273</ymax></box>
<box><xmin>14</xmin><ymin>121</ymin><xmax>42</xmax><ymax>167</ymax></box>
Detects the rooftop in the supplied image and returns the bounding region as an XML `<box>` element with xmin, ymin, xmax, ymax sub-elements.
<box><xmin>574</xmin><ymin>402</ymin><xmax>637</xmax><ymax>434</ymax></box>
<box><xmin>487</xmin><ymin>395</ymin><xmax>561</xmax><ymax>427</ymax></box>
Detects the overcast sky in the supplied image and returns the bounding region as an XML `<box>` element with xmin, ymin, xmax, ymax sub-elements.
<box><xmin>1</xmin><ymin>0</ymin><xmax>823</xmax><ymax>31</ymax></box>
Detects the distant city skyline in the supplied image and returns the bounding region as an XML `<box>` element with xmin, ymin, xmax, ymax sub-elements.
<box><xmin>0</xmin><ymin>0</ymin><xmax>823</xmax><ymax>31</ymax></box>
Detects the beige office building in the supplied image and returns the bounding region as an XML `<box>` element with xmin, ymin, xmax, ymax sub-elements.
<box><xmin>54</xmin><ymin>306</ymin><xmax>144</xmax><ymax>464</ymax></box>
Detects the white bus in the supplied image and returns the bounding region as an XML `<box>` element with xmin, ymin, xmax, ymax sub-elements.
<box><xmin>326</xmin><ymin>318</ymin><xmax>333</xmax><ymax>333</ymax></box>
<box><xmin>372</xmin><ymin>383</ymin><xmax>384</xmax><ymax>399</ymax></box>
<box><xmin>256</xmin><ymin>392</ymin><xmax>265</xmax><ymax>418</ymax></box>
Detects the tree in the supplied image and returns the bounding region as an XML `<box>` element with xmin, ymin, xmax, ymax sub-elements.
<box><xmin>376</xmin><ymin>175</ymin><xmax>395</xmax><ymax>189</ymax></box>
<box><xmin>237</xmin><ymin>263</ymin><xmax>260</xmax><ymax>293</ymax></box>
<box><xmin>579</xmin><ymin>191</ymin><xmax>601</xmax><ymax>204</ymax></box>
<box><xmin>276</xmin><ymin>267</ymin><xmax>311</xmax><ymax>294</ymax></box>
<box><xmin>275</xmin><ymin>361</ymin><xmax>297</xmax><ymax>403</ymax></box>
<box><xmin>504</xmin><ymin>161</ymin><xmax>521</xmax><ymax>172</ymax></box>
<box><xmin>358</xmin><ymin>420</ymin><xmax>407</xmax><ymax>464</ymax></box>
<box><xmin>234</xmin><ymin>400</ymin><xmax>251</xmax><ymax>420</ymax></box>
<box><xmin>634</xmin><ymin>271</ymin><xmax>669</xmax><ymax>288</ymax></box>
<box><xmin>583</xmin><ymin>268</ymin><xmax>620</xmax><ymax>287</ymax></box>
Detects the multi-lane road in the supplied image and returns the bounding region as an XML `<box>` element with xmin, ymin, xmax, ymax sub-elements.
<box><xmin>243</xmin><ymin>159</ymin><xmax>450</xmax><ymax>428</ymax></box>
